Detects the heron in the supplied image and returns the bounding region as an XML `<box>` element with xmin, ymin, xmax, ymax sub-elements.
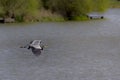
<box><xmin>21</xmin><ymin>40</ymin><xmax>44</xmax><ymax>56</ymax></box>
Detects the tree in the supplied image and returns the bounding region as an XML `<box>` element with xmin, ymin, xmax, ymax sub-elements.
<box><xmin>0</xmin><ymin>0</ymin><xmax>40</xmax><ymax>18</ymax></box>
<box><xmin>45</xmin><ymin>0</ymin><xmax>110</xmax><ymax>20</ymax></box>
<box><xmin>47</xmin><ymin>0</ymin><xmax>93</xmax><ymax>20</ymax></box>
<box><xmin>41</xmin><ymin>0</ymin><xmax>49</xmax><ymax>9</ymax></box>
<box><xmin>92</xmin><ymin>0</ymin><xmax>110</xmax><ymax>12</ymax></box>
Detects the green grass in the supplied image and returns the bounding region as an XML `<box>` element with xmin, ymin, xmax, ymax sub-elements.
<box><xmin>72</xmin><ymin>15</ymin><xmax>89</xmax><ymax>21</ymax></box>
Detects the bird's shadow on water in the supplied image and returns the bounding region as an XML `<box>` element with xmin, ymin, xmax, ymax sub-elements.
<box><xmin>22</xmin><ymin>49</ymin><xmax>42</xmax><ymax>57</ymax></box>
<box><xmin>32</xmin><ymin>51</ymin><xmax>42</xmax><ymax>56</ymax></box>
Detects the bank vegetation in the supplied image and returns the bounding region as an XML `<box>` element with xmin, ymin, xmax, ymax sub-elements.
<box><xmin>0</xmin><ymin>0</ymin><xmax>111</xmax><ymax>22</ymax></box>
<box><xmin>110</xmin><ymin>0</ymin><xmax>120</xmax><ymax>8</ymax></box>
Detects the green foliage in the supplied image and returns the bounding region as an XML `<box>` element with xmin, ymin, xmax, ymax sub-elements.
<box><xmin>0</xmin><ymin>0</ymin><xmax>110</xmax><ymax>22</ymax></box>
<box><xmin>92</xmin><ymin>0</ymin><xmax>110</xmax><ymax>12</ymax></box>
<box><xmin>0</xmin><ymin>0</ymin><xmax>40</xmax><ymax>18</ymax></box>
<box><xmin>23</xmin><ymin>0</ymin><xmax>39</xmax><ymax>14</ymax></box>
<box><xmin>41</xmin><ymin>0</ymin><xmax>49</xmax><ymax>9</ymax></box>
<box><xmin>46</xmin><ymin>0</ymin><xmax>110</xmax><ymax>20</ymax></box>
<box><xmin>110</xmin><ymin>0</ymin><xmax>120</xmax><ymax>8</ymax></box>
<box><xmin>72</xmin><ymin>15</ymin><xmax>89</xmax><ymax>21</ymax></box>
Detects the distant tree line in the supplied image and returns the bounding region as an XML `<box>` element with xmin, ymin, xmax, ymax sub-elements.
<box><xmin>0</xmin><ymin>0</ymin><xmax>110</xmax><ymax>22</ymax></box>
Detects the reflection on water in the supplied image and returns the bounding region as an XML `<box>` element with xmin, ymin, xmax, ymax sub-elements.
<box><xmin>0</xmin><ymin>9</ymin><xmax>120</xmax><ymax>80</ymax></box>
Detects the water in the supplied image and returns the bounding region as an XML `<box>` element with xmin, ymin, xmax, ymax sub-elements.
<box><xmin>0</xmin><ymin>9</ymin><xmax>120</xmax><ymax>80</ymax></box>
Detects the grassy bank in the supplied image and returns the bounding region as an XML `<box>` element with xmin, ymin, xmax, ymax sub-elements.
<box><xmin>14</xmin><ymin>9</ymin><xmax>65</xmax><ymax>23</ymax></box>
<box><xmin>0</xmin><ymin>0</ymin><xmax>111</xmax><ymax>23</ymax></box>
<box><xmin>34</xmin><ymin>9</ymin><xmax>65</xmax><ymax>22</ymax></box>
<box><xmin>14</xmin><ymin>9</ymin><xmax>90</xmax><ymax>23</ymax></box>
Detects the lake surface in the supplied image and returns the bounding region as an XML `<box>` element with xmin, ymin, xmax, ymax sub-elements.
<box><xmin>0</xmin><ymin>9</ymin><xmax>120</xmax><ymax>80</ymax></box>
